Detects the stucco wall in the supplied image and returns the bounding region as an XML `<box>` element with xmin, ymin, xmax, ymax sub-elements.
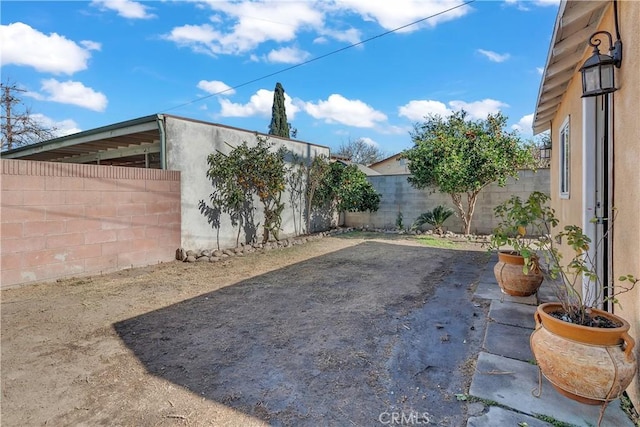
<box><xmin>369</xmin><ymin>155</ymin><xmax>411</xmax><ymax>175</ymax></box>
<box><xmin>1</xmin><ymin>159</ymin><xmax>181</xmax><ymax>288</ymax></box>
<box><xmin>604</xmin><ymin>1</ymin><xmax>640</xmax><ymax>406</ymax></box>
<box><xmin>344</xmin><ymin>168</ymin><xmax>550</xmax><ymax>234</ymax></box>
<box><xmin>547</xmin><ymin>2</ymin><xmax>640</xmax><ymax>406</ymax></box>
<box><xmin>163</xmin><ymin>116</ymin><xmax>330</xmax><ymax>250</ymax></box>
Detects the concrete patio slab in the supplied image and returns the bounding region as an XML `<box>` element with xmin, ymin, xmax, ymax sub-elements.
<box><xmin>474</xmin><ymin>279</ymin><xmax>538</xmax><ymax>305</ymax></box>
<box><xmin>482</xmin><ymin>322</ymin><xmax>534</xmax><ymax>362</ymax></box>
<box><xmin>469</xmin><ymin>351</ymin><xmax>633</xmax><ymax>427</ymax></box>
<box><xmin>467</xmin><ymin>405</ymin><xmax>553</xmax><ymax>427</ymax></box>
<box><xmin>488</xmin><ymin>300</ymin><xmax>537</xmax><ymax>329</ymax></box>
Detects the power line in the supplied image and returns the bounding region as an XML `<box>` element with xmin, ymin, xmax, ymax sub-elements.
<box><xmin>162</xmin><ymin>0</ymin><xmax>476</xmax><ymax>113</ymax></box>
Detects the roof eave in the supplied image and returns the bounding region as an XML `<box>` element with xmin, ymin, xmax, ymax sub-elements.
<box><xmin>532</xmin><ymin>1</ymin><xmax>608</xmax><ymax>135</ymax></box>
<box><xmin>2</xmin><ymin>114</ymin><xmax>160</xmax><ymax>158</ymax></box>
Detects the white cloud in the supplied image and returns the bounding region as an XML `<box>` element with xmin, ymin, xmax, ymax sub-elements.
<box><xmin>536</xmin><ymin>67</ymin><xmax>544</xmax><ymax>75</ymax></box>
<box><xmin>399</xmin><ymin>98</ymin><xmax>508</xmax><ymax>121</ymax></box>
<box><xmin>398</xmin><ymin>100</ymin><xmax>451</xmax><ymax>121</ymax></box>
<box><xmin>360</xmin><ymin>137</ymin><xmax>379</xmax><ymax>147</ymax></box>
<box><xmin>0</xmin><ymin>22</ymin><xmax>98</xmax><ymax>74</ymax></box>
<box><xmin>31</xmin><ymin>114</ymin><xmax>82</xmax><ymax>137</ymax></box>
<box><xmin>164</xmin><ymin>1</ymin><xmax>470</xmax><ymax>58</ymax></box>
<box><xmin>329</xmin><ymin>0</ymin><xmax>471</xmax><ymax>32</ymax></box>
<box><xmin>91</xmin><ymin>0</ymin><xmax>155</xmax><ymax>19</ymax></box>
<box><xmin>317</xmin><ymin>27</ymin><xmax>362</xmax><ymax>45</ymax></box>
<box><xmin>477</xmin><ymin>49</ymin><xmax>510</xmax><ymax>63</ymax></box>
<box><xmin>218</xmin><ymin>88</ymin><xmax>299</xmax><ymax>119</ymax></box>
<box><xmin>39</xmin><ymin>79</ymin><xmax>108</xmax><ymax>112</ymax></box>
<box><xmin>379</xmin><ymin>124</ymin><xmax>411</xmax><ymax>135</ymax></box>
<box><xmin>266</xmin><ymin>46</ymin><xmax>311</xmax><ymax>64</ymax></box>
<box><xmin>505</xmin><ymin>0</ymin><xmax>559</xmax><ymax>10</ymax></box>
<box><xmin>448</xmin><ymin>99</ymin><xmax>508</xmax><ymax>119</ymax></box>
<box><xmin>164</xmin><ymin>24</ymin><xmax>220</xmax><ymax>56</ymax></box>
<box><xmin>80</xmin><ymin>40</ymin><xmax>102</xmax><ymax>51</ymax></box>
<box><xmin>304</xmin><ymin>94</ymin><xmax>387</xmax><ymax>128</ymax></box>
<box><xmin>165</xmin><ymin>1</ymin><xmax>323</xmax><ymax>56</ymax></box>
<box><xmin>511</xmin><ymin>113</ymin><xmax>534</xmax><ymax>135</ymax></box>
<box><xmin>197</xmin><ymin>80</ymin><xmax>235</xmax><ymax>96</ymax></box>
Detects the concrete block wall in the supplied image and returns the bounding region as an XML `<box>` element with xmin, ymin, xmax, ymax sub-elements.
<box><xmin>345</xmin><ymin>169</ymin><xmax>550</xmax><ymax>235</ymax></box>
<box><xmin>164</xmin><ymin>116</ymin><xmax>331</xmax><ymax>250</ymax></box>
<box><xmin>1</xmin><ymin>159</ymin><xmax>181</xmax><ymax>288</ymax></box>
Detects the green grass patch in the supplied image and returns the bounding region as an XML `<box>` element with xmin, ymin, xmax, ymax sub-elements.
<box><xmin>334</xmin><ymin>231</ymin><xmax>391</xmax><ymax>240</ymax></box>
<box><xmin>414</xmin><ymin>235</ymin><xmax>458</xmax><ymax>248</ymax></box>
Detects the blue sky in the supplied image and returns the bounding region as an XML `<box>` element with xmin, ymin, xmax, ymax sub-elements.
<box><xmin>1</xmin><ymin>0</ymin><xmax>558</xmax><ymax>156</ymax></box>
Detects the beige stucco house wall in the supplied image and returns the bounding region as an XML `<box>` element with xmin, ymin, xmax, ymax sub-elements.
<box><xmin>534</xmin><ymin>0</ymin><xmax>640</xmax><ymax>407</ymax></box>
<box><xmin>368</xmin><ymin>153</ymin><xmax>411</xmax><ymax>175</ymax></box>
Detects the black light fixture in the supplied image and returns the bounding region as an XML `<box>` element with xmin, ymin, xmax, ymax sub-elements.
<box><xmin>580</xmin><ymin>30</ymin><xmax>623</xmax><ymax>97</ymax></box>
<box><xmin>540</xmin><ymin>143</ymin><xmax>552</xmax><ymax>161</ymax></box>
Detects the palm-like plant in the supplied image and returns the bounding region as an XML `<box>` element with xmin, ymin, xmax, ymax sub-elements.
<box><xmin>412</xmin><ymin>205</ymin><xmax>454</xmax><ymax>235</ymax></box>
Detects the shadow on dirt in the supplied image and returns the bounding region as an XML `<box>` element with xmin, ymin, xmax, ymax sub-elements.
<box><xmin>114</xmin><ymin>241</ymin><xmax>490</xmax><ymax>426</ymax></box>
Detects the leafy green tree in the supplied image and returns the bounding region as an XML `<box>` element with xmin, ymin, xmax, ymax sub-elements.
<box><xmin>199</xmin><ymin>147</ymin><xmax>253</xmax><ymax>248</ymax></box>
<box><xmin>334</xmin><ymin>137</ymin><xmax>386</xmax><ymax>165</ymax></box>
<box><xmin>201</xmin><ymin>137</ymin><xmax>287</xmax><ymax>245</ymax></box>
<box><xmin>314</xmin><ymin>161</ymin><xmax>380</xmax><ymax>214</ymax></box>
<box><xmin>268</xmin><ymin>82</ymin><xmax>290</xmax><ymax>138</ymax></box>
<box><xmin>402</xmin><ymin>110</ymin><xmax>534</xmax><ymax>235</ymax></box>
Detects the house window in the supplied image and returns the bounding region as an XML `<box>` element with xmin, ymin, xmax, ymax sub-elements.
<box><xmin>559</xmin><ymin>116</ymin><xmax>570</xmax><ymax>198</ymax></box>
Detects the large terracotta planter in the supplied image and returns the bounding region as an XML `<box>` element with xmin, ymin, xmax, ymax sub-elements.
<box><xmin>493</xmin><ymin>251</ymin><xmax>543</xmax><ymax>296</ymax></box>
<box><xmin>530</xmin><ymin>302</ymin><xmax>637</xmax><ymax>405</ymax></box>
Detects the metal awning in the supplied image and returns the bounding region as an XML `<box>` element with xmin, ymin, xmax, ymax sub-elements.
<box><xmin>533</xmin><ymin>0</ymin><xmax>608</xmax><ymax>134</ymax></box>
<box><xmin>1</xmin><ymin>114</ymin><xmax>161</xmax><ymax>167</ymax></box>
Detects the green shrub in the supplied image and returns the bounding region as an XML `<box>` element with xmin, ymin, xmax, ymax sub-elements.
<box><xmin>412</xmin><ymin>205</ymin><xmax>454</xmax><ymax>235</ymax></box>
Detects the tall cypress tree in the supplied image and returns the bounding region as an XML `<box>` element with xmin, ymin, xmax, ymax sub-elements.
<box><xmin>268</xmin><ymin>82</ymin><xmax>290</xmax><ymax>138</ymax></box>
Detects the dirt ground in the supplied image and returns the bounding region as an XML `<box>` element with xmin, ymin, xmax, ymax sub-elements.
<box><xmin>1</xmin><ymin>233</ymin><xmax>490</xmax><ymax>427</ymax></box>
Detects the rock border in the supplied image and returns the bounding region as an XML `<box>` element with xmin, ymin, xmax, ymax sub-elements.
<box><xmin>175</xmin><ymin>228</ymin><xmax>353</xmax><ymax>263</ymax></box>
<box><xmin>175</xmin><ymin>227</ymin><xmax>491</xmax><ymax>263</ymax></box>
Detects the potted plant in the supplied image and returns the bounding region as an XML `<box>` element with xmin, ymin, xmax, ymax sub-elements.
<box><xmin>529</xmin><ymin>210</ymin><xmax>638</xmax><ymax>421</ymax></box>
<box><xmin>488</xmin><ymin>192</ymin><xmax>554</xmax><ymax>296</ymax></box>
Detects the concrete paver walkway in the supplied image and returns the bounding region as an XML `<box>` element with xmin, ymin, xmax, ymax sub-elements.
<box><xmin>467</xmin><ymin>254</ymin><xmax>634</xmax><ymax>427</ymax></box>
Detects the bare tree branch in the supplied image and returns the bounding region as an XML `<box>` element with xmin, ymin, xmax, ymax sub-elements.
<box><xmin>1</xmin><ymin>81</ymin><xmax>57</xmax><ymax>151</ymax></box>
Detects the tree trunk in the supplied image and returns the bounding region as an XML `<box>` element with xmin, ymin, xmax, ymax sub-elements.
<box><xmin>450</xmin><ymin>191</ymin><xmax>480</xmax><ymax>235</ymax></box>
<box><xmin>306</xmin><ymin>186</ymin><xmax>315</xmax><ymax>234</ymax></box>
<box><xmin>465</xmin><ymin>190</ymin><xmax>480</xmax><ymax>235</ymax></box>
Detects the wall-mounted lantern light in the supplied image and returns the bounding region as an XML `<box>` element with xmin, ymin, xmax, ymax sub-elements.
<box><xmin>540</xmin><ymin>143</ymin><xmax>552</xmax><ymax>161</ymax></box>
<box><xmin>580</xmin><ymin>30</ymin><xmax>622</xmax><ymax>97</ymax></box>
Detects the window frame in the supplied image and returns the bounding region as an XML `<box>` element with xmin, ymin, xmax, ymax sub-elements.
<box><xmin>559</xmin><ymin>116</ymin><xmax>570</xmax><ymax>199</ymax></box>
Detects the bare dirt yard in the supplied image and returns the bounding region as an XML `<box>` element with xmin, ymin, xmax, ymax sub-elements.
<box><xmin>1</xmin><ymin>232</ymin><xmax>490</xmax><ymax>427</ymax></box>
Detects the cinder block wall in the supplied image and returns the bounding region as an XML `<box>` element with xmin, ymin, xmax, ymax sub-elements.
<box><xmin>345</xmin><ymin>169</ymin><xmax>550</xmax><ymax>234</ymax></box>
<box><xmin>1</xmin><ymin>159</ymin><xmax>181</xmax><ymax>288</ymax></box>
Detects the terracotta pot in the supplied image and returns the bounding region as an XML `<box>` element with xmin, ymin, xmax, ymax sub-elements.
<box><xmin>530</xmin><ymin>302</ymin><xmax>637</xmax><ymax>405</ymax></box>
<box><xmin>493</xmin><ymin>251</ymin><xmax>543</xmax><ymax>296</ymax></box>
